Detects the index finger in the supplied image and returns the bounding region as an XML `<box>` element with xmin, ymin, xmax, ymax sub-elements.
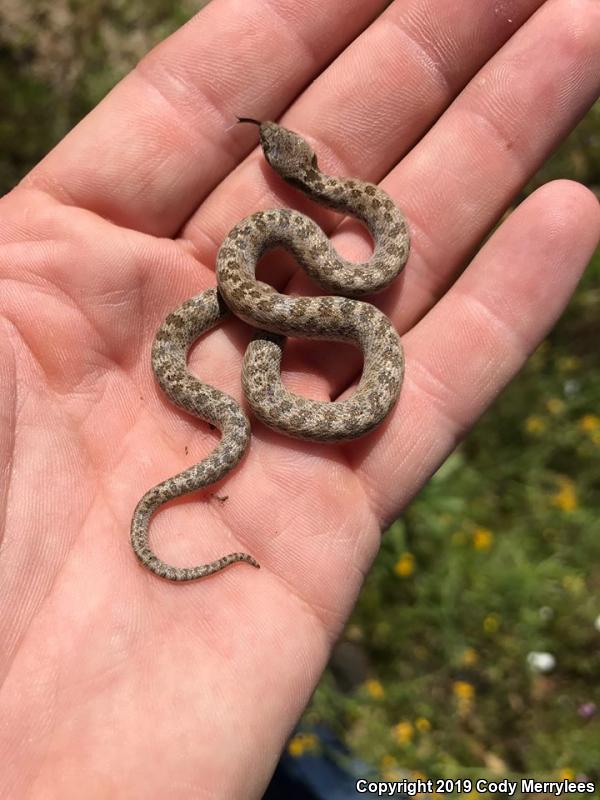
<box><xmin>19</xmin><ymin>0</ymin><xmax>388</xmax><ymax>235</ymax></box>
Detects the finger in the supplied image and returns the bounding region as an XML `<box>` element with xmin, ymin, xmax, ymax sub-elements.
<box><xmin>20</xmin><ymin>0</ymin><xmax>388</xmax><ymax>234</ymax></box>
<box><xmin>353</xmin><ymin>180</ymin><xmax>600</xmax><ymax>523</ymax></box>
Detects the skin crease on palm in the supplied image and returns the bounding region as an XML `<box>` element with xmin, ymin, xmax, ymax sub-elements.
<box><xmin>0</xmin><ymin>0</ymin><xmax>598</xmax><ymax>797</ymax></box>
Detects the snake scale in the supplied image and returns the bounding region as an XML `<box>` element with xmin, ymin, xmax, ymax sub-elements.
<box><xmin>130</xmin><ymin>119</ymin><xmax>410</xmax><ymax>581</ymax></box>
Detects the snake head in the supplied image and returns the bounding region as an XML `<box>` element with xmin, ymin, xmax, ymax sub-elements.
<box><xmin>258</xmin><ymin>121</ymin><xmax>318</xmax><ymax>181</ymax></box>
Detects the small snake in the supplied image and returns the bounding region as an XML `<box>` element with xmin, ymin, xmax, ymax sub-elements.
<box><xmin>130</xmin><ymin>119</ymin><xmax>410</xmax><ymax>581</ymax></box>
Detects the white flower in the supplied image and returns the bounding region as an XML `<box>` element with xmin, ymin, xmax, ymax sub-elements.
<box><xmin>594</xmin><ymin>615</ymin><xmax>600</xmax><ymax>633</ymax></box>
<box><xmin>527</xmin><ymin>651</ymin><xmax>556</xmax><ymax>673</ymax></box>
<box><xmin>563</xmin><ymin>379</ymin><xmax>580</xmax><ymax>396</ymax></box>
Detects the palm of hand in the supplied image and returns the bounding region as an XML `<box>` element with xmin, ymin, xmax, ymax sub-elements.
<box><xmin>1</xmin><ymin>1</ymin><xmax>599</xmax><ymax>797</ymax></box>
<box><xmin>0</xmin><ymin>164</ymin><xmax>368</xmax><ymax>797</ymax></box>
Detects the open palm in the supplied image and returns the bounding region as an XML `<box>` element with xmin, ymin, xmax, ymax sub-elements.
<box><xmin>1</xmin><ymin>1</ymin><xmax>599</xmax><ymax>797</ymax></box>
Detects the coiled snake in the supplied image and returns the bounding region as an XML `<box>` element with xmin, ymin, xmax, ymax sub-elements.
<box><xmin>130</xmin><ymin>120</ymin><xmax>410</xmax><ymax>581</ymax></box>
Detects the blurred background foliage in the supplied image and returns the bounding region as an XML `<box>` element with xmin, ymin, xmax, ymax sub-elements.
<box><xmin>1</xmin><ymin>1</ymin><xmax>598</xmax><ymax>793</ymax></box>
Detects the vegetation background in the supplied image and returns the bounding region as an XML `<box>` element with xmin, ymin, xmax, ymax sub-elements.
<box><xmin>1</xmin><ymin>0</ymin><xmax>598</xmax><ymax>793</ymax></box>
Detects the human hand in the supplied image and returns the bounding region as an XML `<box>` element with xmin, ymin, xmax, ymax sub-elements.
<box><xmin>1</xmin><ymin>1</ymin><xmax>599</xmax><ymax>797</ymax></box>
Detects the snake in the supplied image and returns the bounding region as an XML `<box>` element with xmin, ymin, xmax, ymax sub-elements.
<box><xmin>130</xmin><ymin>119</ymin><xmax>410</xmax><ymax>582</ymax></box>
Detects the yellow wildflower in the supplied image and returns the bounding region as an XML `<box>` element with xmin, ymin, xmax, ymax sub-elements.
<box><xmin>483</xmin><ymin>614</ymin><xmax>500</xmax><ymax>634</ymax></box>
<box><xmin>579</xmin><ymin>414</ymin><xmax>600</xmax><ymax>433</ymax></box>
<box><xmin>365</xmin><ymin>679</ymin><xmax>385</xmax><ymax>699</ymax></box>
<box><xmin>394</xmin><ymin>552</ymin><xmax>415</xmax><ymax>577</ymax></box>
<box><xmin>472</xmin><ymin>527</ymin><xmax>493</xmax><ymax>550</ymax></box>
<box><xmin>380</xmin><ymin>754</ymin><xmax>397</xmax><ymax>770</ymax></box>
<box><xmin>392</xmin><ymin>720</ymin><xmax>414</xmax><ymax>745</ymax></box>
<box><xmin>546</xmin><ymin>398</ymin><xmax>565</xmax><ymax>415</ymax></box>
<box><xmin>287</xmin><ymin>733</ymin><xmax>317</xmax><ymax>757</ymax></box>
<box><xmin>415</xmin><ymin>717</ymin><xmax>431</xmax><ymax>733</ymax></box>
<box><xmin>525</xmin><ymin>415</ymin><xmax>546</xmax><ymax>434</ymax></box>
<box><xmin>558</xmin><ymin>768</ymin><xmax>575</xmax><ymax>781</ymax></box>
<box><xmin>551</xmin><ymin>477</ymin><xmax>577</xmax><ymax>513</ymax></box>
<box><xmin>461</xmin><ymin>647</ymin><xmax>479</xmax><ymax>666</ymax></box>
<box><xmin>453</xmin><ymin>681</ymin><xmax>475</xmax><ymax>701</ymax></box>
<box><xmin>288</xmin><ymin>736</ymin><xmax>305</xmax><ymax>757</ymax></box>
<box><xmin>453</xmin><ymin>681</ymin><xmax>475</xmax><ymax>716</ymax></box>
